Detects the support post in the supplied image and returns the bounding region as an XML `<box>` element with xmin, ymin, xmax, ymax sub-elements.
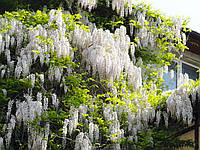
<box><xmin>195</xmin><ymin>92</ymin><xmax>199</xmax><ymax>150</ymax></box>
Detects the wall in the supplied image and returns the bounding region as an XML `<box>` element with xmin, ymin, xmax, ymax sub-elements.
<box><xmin>178</xmin><ymin>127</ymin><xmax>200</xmax><ymax>150</ymax></box>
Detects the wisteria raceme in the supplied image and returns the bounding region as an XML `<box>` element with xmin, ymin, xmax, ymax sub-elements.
<box><xmin>28</xmin><ymin>123</ymin><xmax>49</xmax><ymax>150</ymax></box>
<box><xmin>43</xmin><ymin>96</ymin><xmax>49</xmax><ymax>111</ymax></box>
<box><xmin>63</xmin><ymin>119</ymin><xmax>69</xmax><ymax>136</ymax></box>
<box><xmin>37</xmin><ymin>92</ymin><xmax>43</xmax><ymax>102</ymax></box>
<box><xmin>70</xmin><ymin>106</ymin><xmax>79</xmax><ymax>132</ymax></box>
<box><xmin>163</xmin><ymin>111</ymin><xmax>169</xmax><ymax>128</ymax></box>
<box><xmin>163</xmin><ymin>65</ymin><xmax>168</xmax><ymax>73</ymax></box>
<box><xmin>78</xmin><ymin>0</ymin><xmax>98</xmax><ymax>12</ymax></box>
<box><xmin>78</xmin><ymin>104</ymin><xmax>88</xmax><ymax>122</ymax></box>
<box><xmin>89</xmin><ymin>122</ymin><xmax>94</xmax><ymax>141</ymax></box>
<box><xmin>68</xmin><ymin>120</ymin><xmax>74</xmax><ymax>136</ymax></box>
<box><xmin>78</xmin><ymin>25</ymin><xmax>142</xmax><ymax>90</ymax></box>
<box><xmin>15</xmin><ymin>100</ymin><xmax>28</xmax><ymax>124</ymax></box>
<box><xmin>77</xmin><ymin>0</ymin><xmax>134</xmax><ymax>16</ymax></box>
<box><xmin>0</xmin><ymin>137</ymin><xmax>4</xmax><ymax>150</ymax></box>
<box><xmin>75</xmin><ymin>132</ymin><xmax>92</xmax><ymax>150</ymax></box>
<box><xmin>42</xmin><ymin>123</ymin><xmax>49</xmax><ymax>150</ymax></box>
<box><xmin>166</xmin><ymin>86</ymin><xmax>193</xmax><ymax>124</ymax></box>
<box><xmin>72</xmin><ymin>25</ymin><xmax>93</xmax><ymax>50</ymax></box>
<box><xmin>52</xmin><ymin>93</ymin><xmax>59</xmax><ymax>109</ymax></box>
<box><xmin>74</xmin><ymin>132</ymin><xmax>84</xmax><ymax>150</ymax></box>
<box><xmin>2</xmin><ymin>88</ymin><xmax>7</xmax><ymax>97</ymax></box>
<box><xmin>178</xmin><ymin>73</ymin><xmax>189</xmax><ymax>86</ymax></box>
<box><xmin>39</xmin><ymin>74</ymin><xmax>44</xmax><ymax>83</ymax></box>
<box><xmin>103</xmin><ymin>106</ymin><xmax>125</xmax><ymax>142</ymax></box>
<box><xmin>191</xmin><ymin>86</ymin><xmax>200</xmax><ymax>103</ymax></box>
<box><xmin>6</xmin><ymin>100</ymin><xmax>14</xmax><ymax>121</ymax></box>
<box><xmin>5</xmin><ymin>115</ymin><xmax>16</xmax><ymax>148</ymax></box>
<box><xmin>93</xmin><ymin>124</ymin><xmax>99</xmax><ymax>141</ymax></box>
<box><xmin>155</xmin><ymin>110</ymin><xmax>161</xmax><ymax>127</ymax></box>
<box><xmin>1</xmin><ymin>69</ymin><xmax>6</xmax><ymax>78</ymax></box>
<box><xmin>170</xmin><ymin>69</ymin><xmax>175</xmax><ymax>79</ymax></box>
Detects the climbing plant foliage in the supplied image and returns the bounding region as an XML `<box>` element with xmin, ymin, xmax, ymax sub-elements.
<box><xmin>0</xmin><ymin>0</ymin><xmax>199</xmax><ymax>150</ymax></box>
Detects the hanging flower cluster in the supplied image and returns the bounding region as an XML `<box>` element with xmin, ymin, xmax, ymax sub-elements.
<box><xmin>166</xmin><ymin>86</ymin><xmax>193</xmax><ymax>124</ymax></box>
<box><xmin>0</xmin><ymin>1</ymin><xmax>198</xmax><ymax>150</ymax></box>
<box><xmin>72</xmin><ymin>25</ymin><xmax>142</xmax><ymax>89</ymax></box>
<box><xmin>77</xmin><ymin>0</ymin><xmax>134</xmax><ymax>16</ymax></box>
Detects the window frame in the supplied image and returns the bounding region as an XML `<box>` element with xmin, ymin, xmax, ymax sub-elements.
<box><xmin>177</xmin><ymin>60</ymin><xmax>199</xmax><ymax>86</ymax></box>
<box><xmin>163</xmin><ymin>60</ymin><xmax>200</xmax><ymax>90</ymax></box>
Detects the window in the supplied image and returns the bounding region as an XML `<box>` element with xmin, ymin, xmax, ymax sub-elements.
<box><xmin>163</xmin><ymin>63</ymin><xmax>177</xmax><ymax>90</ymax></box>
<box><xmin>182</xmin><ymin>62</ymin><xmax>199</xmax><ymax>81</ymax></box>
<box><xmin>163</xmin><ymin>61</ymin><xmax>199</xmax><ymax>91</ymax></box>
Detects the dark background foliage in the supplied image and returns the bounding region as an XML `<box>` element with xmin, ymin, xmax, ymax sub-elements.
<box><xmin>0</xmin><ymin>0</ymin><xmax>66</xmax><ymax>14</ymax></box>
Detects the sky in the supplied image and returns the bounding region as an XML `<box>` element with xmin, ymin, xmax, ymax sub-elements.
<box><xmin>142</xmin><ymin>0</ymin><xmax>200</xmax><ymax>33</ymax></box>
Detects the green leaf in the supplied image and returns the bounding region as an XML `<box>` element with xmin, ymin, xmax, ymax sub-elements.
<box><xmin>32</xmin><ymin>50</ymin><xmax>40</xmax><ymax>54</ymax></box>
